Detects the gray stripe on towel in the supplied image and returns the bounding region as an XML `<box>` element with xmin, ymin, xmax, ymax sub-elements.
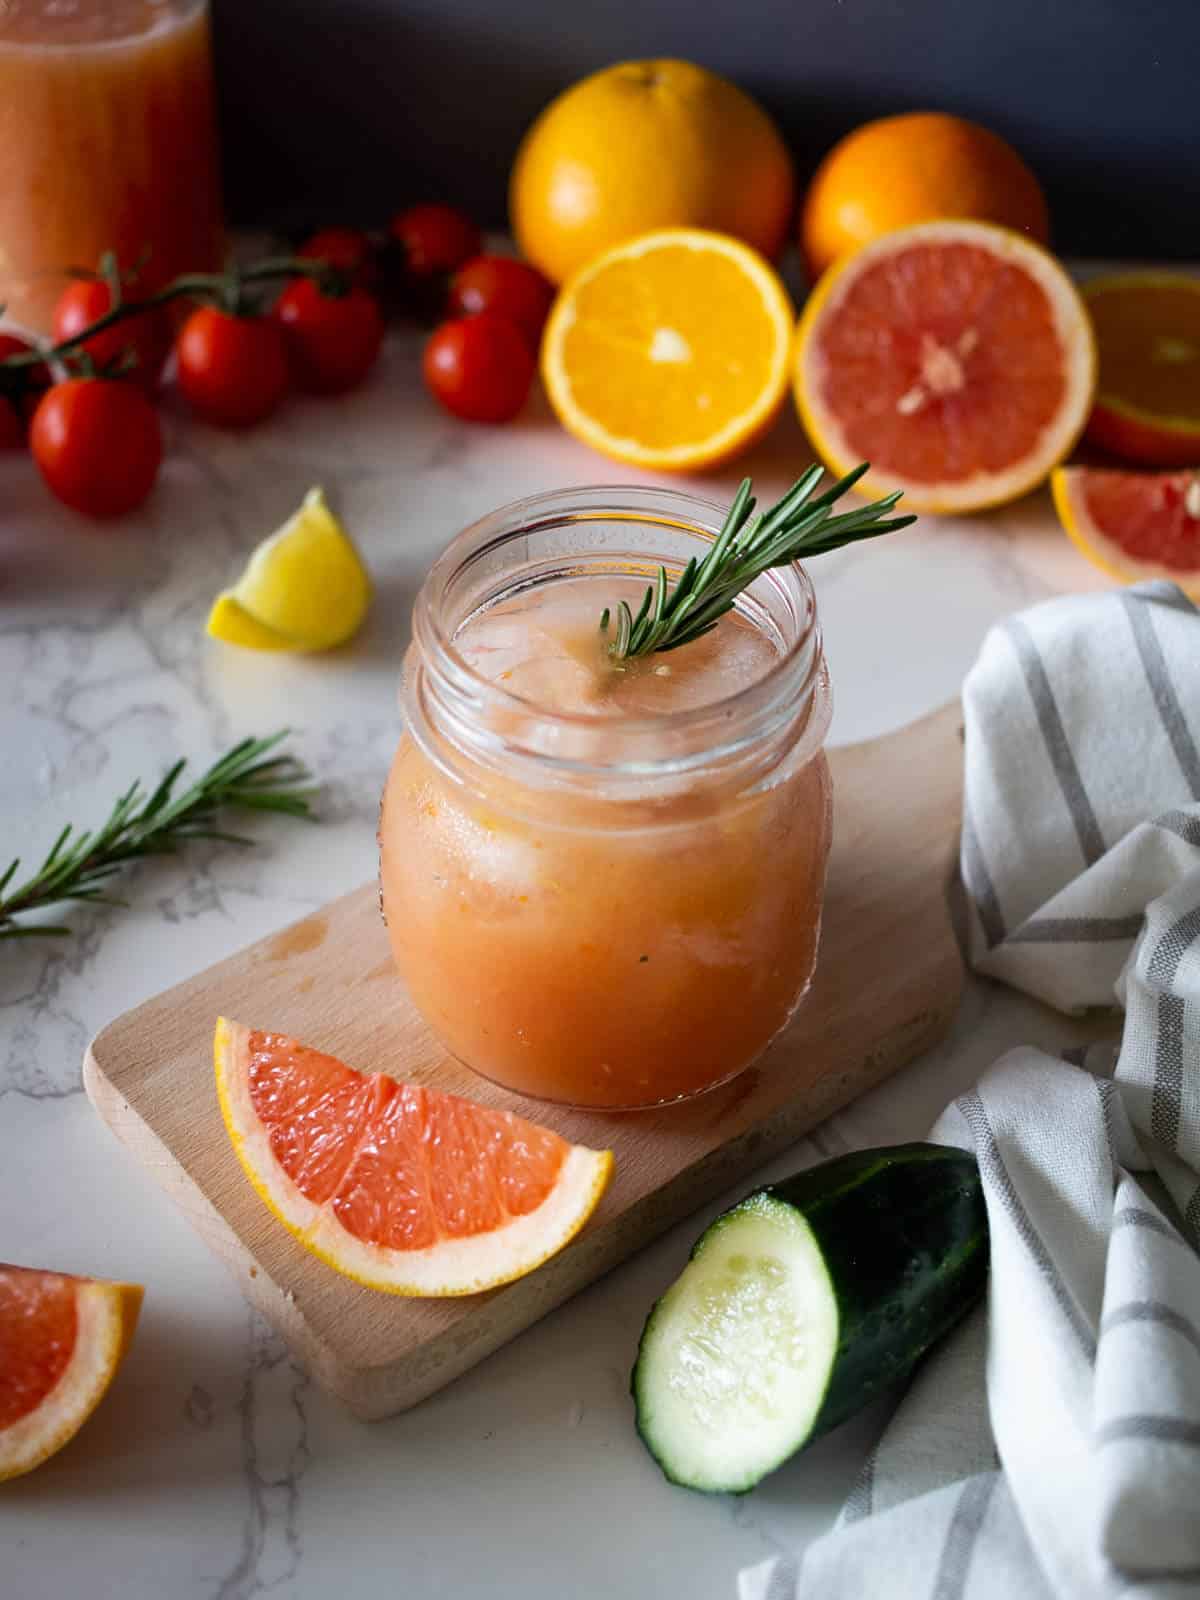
<box><xmin>1007</xmin><ymin>915</ymin><xmax>1144</xmax><ymax>944</ymax></box>
<box><xmin>1096</xmin><ymin>1416</ymin><xmax>1200</xmax><ymax>1448</ymax></box>
<box><xmin>1121</xmin><ymin>594</ymin><xmax>1200</xmax><ymax>798</ymax></box>
<box><xmin>842</xmin><ymin>1449</ymin><xmax>876</xmax><ymax>1524</ymax></box>
<box><xmin>1004</xmin><ymin>617</ymin><xmax>1106</xmax><ymax>865</ymax></box>
<box><xmin>1101</xmin><ymin>1300</ymin><xmax>1200</xmax><ymax>1359</ymax></box>
<box><xmin>930</xmin><ymin>1474</ymin><xmax>999</xmax><ymax>1600</ymax></box>
<box><xmin>1156</xmin><ymin>810</ymin><xmax>1200</xmax><ymax>847</ymax></box>
<box><xmin>1152</xmin><ymin>994</ymin><xmax>1186</xmax><ymax>1150</ymax></box>
<box><xmin>1127</xmin><ymin>579</ymin><xmax>1199</xmax><ymax>616</ymax></box>
<box><xmin>959</xmin><ymin>1091</ymin><xmax>1096</xmax><ymax>1355</ymax></box>
<box><xmin>1112</xmin><ymin>1207</ymin><xmax>1185</xmax><ymax>1245</ymax></box>
<box><xmin>1147</xmin><ymin>905</ymin><xmax>1200</xmax><ymax>1151</ymax></box>
<box><xmin>960</xmin><ymin>804</ymin><xmax>1007</xmax><ymax>949</ymax></box>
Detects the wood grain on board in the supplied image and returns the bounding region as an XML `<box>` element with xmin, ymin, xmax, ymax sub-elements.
<box><xmin>85</xmin><ymin>700</ymin><xmax>965</xmax><ymax>1420</ymax></box>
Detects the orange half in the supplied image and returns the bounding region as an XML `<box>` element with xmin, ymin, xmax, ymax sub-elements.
<box><xmin>214</xmin><ymin>1018</ymin><xmax>614</xmax><ymax>1297</ymax></box>
<box><xmin>541</xmin><ymin>227</ymin><xmax>794</xmax><ymax>471</ymax></box>
<box><xmin>0</xmin><ymin>1265</ymin><xmax>142</xmax><ymax>1482</ymax></box>
<box><xmin>794</xmin><ymin>219</ymin><xmax>1096</xmax><ymax>514</ymax></box>
<box><xmin>1083</xmin><ymin>272</ymin><xmax>1200</xmax><ymax>466</ymax></box>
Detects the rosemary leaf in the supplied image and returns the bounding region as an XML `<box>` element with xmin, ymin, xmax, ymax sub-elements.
<box><xmin>0</xmin><ymin>730</ymin><xmax>315</xmax><ymax>941</ymax></box>
<box><xmin>599</xmin><ymin>464</ymin><xmax>915</xmax><ymax>660</ymax></box>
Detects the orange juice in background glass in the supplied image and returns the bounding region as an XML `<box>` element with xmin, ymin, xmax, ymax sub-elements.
<box><xmin>379</xmin><ymin>487</ymin><xmax>834</xmax><ymax>1111</ymax></box>
<box><xmin>0</xmin><ymin>0</ymin><xmax>224</xmax><ymax>332</ymax></box>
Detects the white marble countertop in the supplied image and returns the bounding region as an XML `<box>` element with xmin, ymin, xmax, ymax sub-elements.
<box><xmin>0</xmin><ymin>322</ymin><xmax>1110</xmax><ymax>1599</ymax></box>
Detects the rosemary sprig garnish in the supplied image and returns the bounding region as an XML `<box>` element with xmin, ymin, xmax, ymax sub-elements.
<box><xmin>0</xmin><ymin>731</ymin><xmax>315</xmax><ymax>940</ymax></box>
<box><xmin>599</xmin><ymin>463</ymin><xmax>914</xmax><ymax>660</ymax></box>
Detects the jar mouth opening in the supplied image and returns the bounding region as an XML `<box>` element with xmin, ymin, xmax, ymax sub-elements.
<box><xmin>413</xmin><ymin>482</ymin><xmax>821</xmax><ymax>740</ymax></box>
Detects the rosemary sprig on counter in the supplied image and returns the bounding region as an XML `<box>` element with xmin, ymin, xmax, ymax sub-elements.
<box><xmin>0</xmin><ymin>731</ymin><xmax>315</xmax><ymax>940</ymax></box>
<box><xmin>599</xmin><ymin>463</ymin><xmax>914</xmax><ymax>660</ymax></box>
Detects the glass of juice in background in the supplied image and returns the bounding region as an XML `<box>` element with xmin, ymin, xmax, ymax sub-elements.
<box><xmin>0</xmin><ymin>0</ymin><xmax>224</xmax><ymax>332</ymax></box>
<box><xmin>380</xmin><ymin>486</ymin><xmax>835</xmax><ymax>1111</ymax></box>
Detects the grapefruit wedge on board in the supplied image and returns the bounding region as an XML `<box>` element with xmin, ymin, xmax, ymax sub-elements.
<box><xmin>0</xmin><ymin>1265</ymin><xmax>142</xmax><ymax>1482</ymax></box>
<box><xmin>1052</xmin><ymin>466</ymin><xmax>1200</xmax><ymax>598</ymax></box>
<box><xmin>214</xmin><ymin>1018</ymin><xmax>614</xmax><ymax>1297</ymax></box>
<box><xmin>1083</xmin><ymin>272</ymin><xmax>1200</xmax><ymax>467</ymax></box>
<box><xmin>794</xmin><ymin>219</ymin><xmax>1096</xmax><ymax>514</ymax></box>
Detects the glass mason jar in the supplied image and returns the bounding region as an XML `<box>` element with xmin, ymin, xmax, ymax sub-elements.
<box><xmin>0</xmin><ymin>0</ymin><xmax>224</xmax><ymax>333</ymax></box>
<box><xmin>379</xmin><ymin>486</ymin><xmax>834</xmax><ymax>1110</ymax></box>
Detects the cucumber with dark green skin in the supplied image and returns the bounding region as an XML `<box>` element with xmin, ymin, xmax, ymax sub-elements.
<box><xmin>632</xmin><ymin>1142</ymin><xmax>987</xmax><ymax>1493</ymax></box>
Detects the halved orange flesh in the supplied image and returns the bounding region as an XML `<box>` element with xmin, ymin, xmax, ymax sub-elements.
<box><xmin>0</xmin><ymin>1265</ymin><xmax>142</xmax><ymax>1482</ymax></box>
<box><xmin>794</xmin><ymin>219</ymin><xmax>1096</xmax><ymax>513</ymax></box>
<box><xmin>213</xmin><ymin>1018</ymin><xmax>613</xmax><ymax>1296</ymax></box>
<box><xmin>541</xmin><ymin>227</ymin><xmax>794</xmax><ymax>471</ymax></box>
<box><xmin>1083</xmin><ymin>273</ymin><xmax>1200</xmax><ymax>466</ymax></box>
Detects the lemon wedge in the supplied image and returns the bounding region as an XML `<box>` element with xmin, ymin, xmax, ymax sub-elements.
<box><xmin>207</xmin><ymin>488</ymin><xmax>371</xmax><ymax>651</ymax></box>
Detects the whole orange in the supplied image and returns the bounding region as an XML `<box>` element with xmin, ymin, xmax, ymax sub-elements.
<box><xmin>801</xmin><ymin>111</ymin><xmax>1049</xmax><ymax>281</ymax></box>
<box><xmin>510</xmin><ymin>59</ymin><xmax>795</xmax><ymax>285</ymax></box>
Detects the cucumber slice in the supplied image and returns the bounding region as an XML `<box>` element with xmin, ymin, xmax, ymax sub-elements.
<box><xmin>633</xmin><ymin>1143</ymin><xmax>987</xmax><ymax>1493</ymax></box>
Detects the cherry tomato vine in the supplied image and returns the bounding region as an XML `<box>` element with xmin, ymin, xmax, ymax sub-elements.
<box><xmin>0</xmin><ymin>202</ymin><xmax>547</xmax><ymax>522</ymax></box>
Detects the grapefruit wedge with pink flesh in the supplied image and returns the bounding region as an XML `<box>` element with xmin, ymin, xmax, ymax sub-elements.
<box><xmin>794</xmin><ymin>219</ymin><xmax>1096</xmax><ymax>514</ymax></box>
<box><xmin>0</xmin><ymin>1265</ymin><xmax>143</xmax><ymax>1482</ymax></box>
<box><xmin>213</xmin><ymin>1018</ymin><xmax>614</xmax><ymax>1297</ymax></box>
<box><xmin>1052</xmin><ymin>466</ymin><xmax>1200</xmax><ymax>598</ymax></box>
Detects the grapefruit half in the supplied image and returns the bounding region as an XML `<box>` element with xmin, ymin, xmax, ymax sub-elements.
<box><xmin>214</xmin><ymin>1018</ymin><xmax>614</xmax><ymax>1296</ymax></box>
<box><xmin>1051</xmin><ymin>466</ymin><xmax>1200</xmax><ymax>598</ymax></box>
<box><xmin>0</xmin><ymin>1265</ymin><xmax>142</xmax><ymax>1482</ymax></box>
<box><xmin>794</xmin><ymin>220</ymin><xmax>1096</xmax><ymax>514</ymax></box>
<box><xmin>1083</xmin><ymin>272</ymin><xmax>1200</xmax><ymax>467</ymax></box>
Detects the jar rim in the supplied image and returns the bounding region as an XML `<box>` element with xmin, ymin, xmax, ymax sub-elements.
<box><xmin>413</xmin><ymin>481</ymin><xmax>820</xmax><ymax>731</ymax></box>
<box><xmin>0</xmin><ymin>0</ymin><xmax>208</xmax><ymax>52</ymax></box>
<box><xmin>405</xmin><ymin>483</ymin><xmax>830</xmax><ymax>797</ymax></box>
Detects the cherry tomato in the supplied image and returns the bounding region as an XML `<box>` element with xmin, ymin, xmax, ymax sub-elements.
<box><xmin>297</xmin><ymin>228</ymin><xmax>380</xmax><ymax>294</ymax></box>
<box><xmin>0</xmin><ymin>331</ymin><xmax>48</xmax><ymax>440</ymax></box>
<box><xmin>51</xmin><ymin>279</ymin><xmax>170</xmax><ymax>390</ymax></box>
<box><xmin>423</xmin><ymin>313</ymin><xmax>535</xmax><ymax>423</ymax></box>
<box><xmin>175</xmin><ymin>307</ymin><xmax>290</xmax><ymax>428</ymax></box>
<box><xmin>0</xmin><ymin>396</ymin><xmax>22</xmax><ymax>450</ymax></box>
<box><xmin>274</xmin><ymin>278</ymin><xmax>385</xmax><ymax>395</ymax></box>
<box><xmin>0</xmin><ymin>331</ymin><xmax>47</xmax><ymax>383</ymax></box>
<box><xmin>447</xmin><ymin>256</ymin><xmax>555</xmax><ymax>350</ymax></box>
<box><xmin>390</xmin><ymin>205</ymin><xmax>481</xmax><ymax>278</ymax></box>
<box><xmin>30</xmin><ymin>378</ymin><xmax>162</xmax><ymax>519</ymax></box>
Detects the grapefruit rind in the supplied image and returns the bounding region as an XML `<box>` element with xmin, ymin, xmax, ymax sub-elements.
<box><xmin>541</xmin><ymin>227</ymin><xmax>794</xmax><ymax>472</ymax></box>
<box><xmin>213</xmin><ymin>1017</ymin><xmax>614</xmax><ymax>1298</ymax></box>
<box><xmin>0</xmin><ymin>1273</ymin><xmax>143</xmax><ymax>1483</ymax></box>
<box><xmin>1050</xmin><ymin>466</ymin><xmax>1200</xmax><ymax>598</ymax></box>
<box><xmin>793</xmin><ymin>219</ymin><xmax>1097</xmax><ymax>514</ymax></box>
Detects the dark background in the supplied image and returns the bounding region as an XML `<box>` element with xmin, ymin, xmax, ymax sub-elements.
<box><xmin>211</xmin><ymin>0</ymin><xmax>1198</xmax><ymax>259</ymax></box>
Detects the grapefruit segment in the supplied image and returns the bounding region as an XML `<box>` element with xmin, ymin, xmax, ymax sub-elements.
<box><xmin>794</xmin><ymin>220</ymin><xmax>1096</xmax><ymax>513</ymax></box>
<box><xmin>1083</xmin><ymin>273</ymin><xmax>1200</xmax><ymax>467</ymax></box>
<box><xmin>1051</xmin><ymin>466</ymin><xmax>1200</xmax><ymax>598</ymax></box>
<box><xmin>0</xmin><ymin>1265</ymin><xmax>143</xmax><ymax>1482</ymax></box>
<box><xmin>214</xmin><ymin>1018</ymin><xmax>614</xmax><ymax>1296</ymax></box>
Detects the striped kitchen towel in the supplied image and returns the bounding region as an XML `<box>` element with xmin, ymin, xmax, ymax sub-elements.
<box><xmin>740</xmin><ymin>580</ymin><xmax>1200</xmax><ymax>1600</ymax></box>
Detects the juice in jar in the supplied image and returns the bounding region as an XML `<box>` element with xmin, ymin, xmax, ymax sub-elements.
<box><xmin>380</xmin><ymin>489</ymin><xmax>834</xmax><ymax>1110</ymax></box>
<box><xmin>0</xmin><ymin>0</ymin><xmax>223</xmax><ymax>332</ymax></box>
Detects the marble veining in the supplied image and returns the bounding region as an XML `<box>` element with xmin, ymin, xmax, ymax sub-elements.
<box><xmin>0</xmin><ymin>317</ymin><xmax>1111</xmax><ymax>1599</ymax></box>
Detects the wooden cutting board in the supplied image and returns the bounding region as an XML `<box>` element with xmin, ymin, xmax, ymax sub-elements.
<box><xmin>84</xmin><ymin>701</ymin><xmax>964</xmax><ymax>1420</ymax></box>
